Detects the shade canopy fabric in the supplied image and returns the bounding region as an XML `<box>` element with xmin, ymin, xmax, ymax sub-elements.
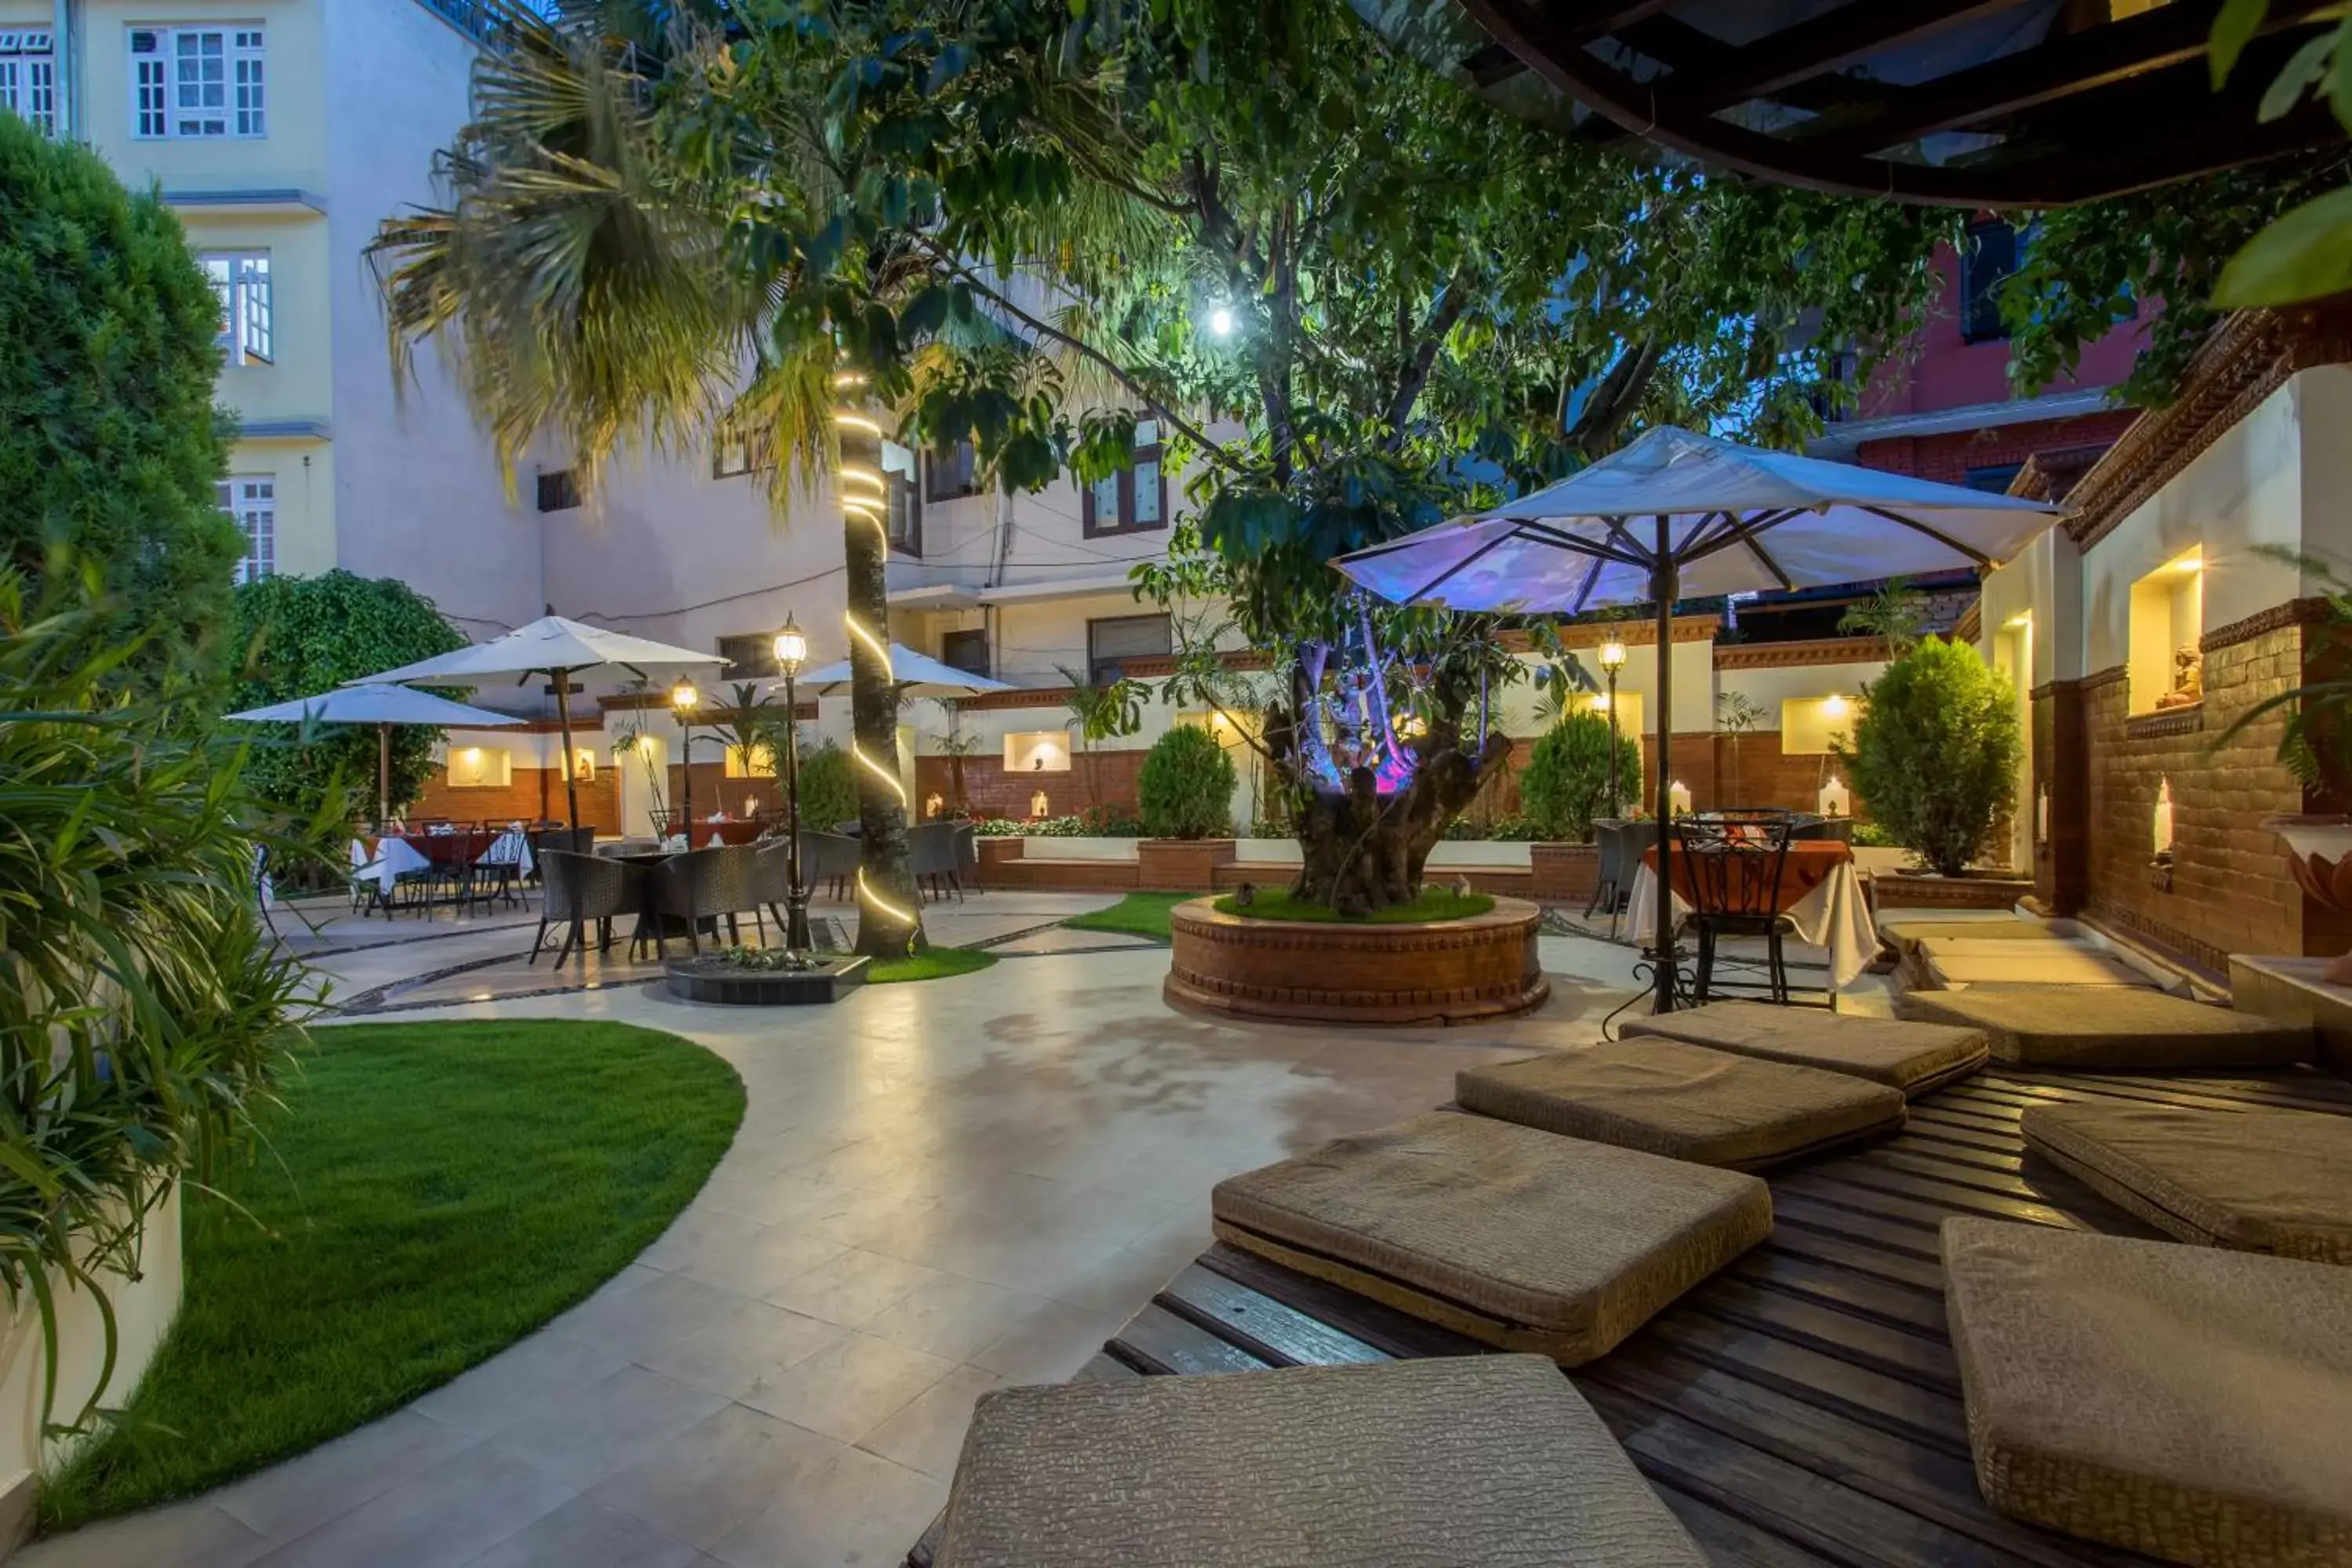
<box><xmin>227</xmin><ymin>684</ymin><xmax>524</xmax><ymax>728</ymax></box>
<box><xmin>789</xmin><ymin>643</ymin><xmax>1018</xmax><ymax>700</ymax></box>
<box><xmin>354</xmin><ymin>615</ymin><xmax>718</xmax><ymax>833</ymax></box>
<box><xmin>1330</xmin><ymin>426</ymin><xmax>2067</xmax><ymax>612</ymax></box>
<box><xmin>357</xmin><ymin>615</ymin><xmax>719</xmax><ymax>686</ymax></box>
<box><xmin>1327</xmin><ymin>425</ymin><xmax>2070</xmax><ymax>1015</ymax></box>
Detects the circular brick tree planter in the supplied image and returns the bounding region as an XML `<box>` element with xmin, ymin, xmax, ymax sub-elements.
<box><xmin>1164</xmin><ymin>896</ymin><xmax>1549</xmax><ymax>1027</ymax></box>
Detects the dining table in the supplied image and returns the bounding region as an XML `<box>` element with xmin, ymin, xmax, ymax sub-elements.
<box><xmin>1624</xmin><ymin>839</ymin><xmax>1877</xmax><ymax>989</ymax></box>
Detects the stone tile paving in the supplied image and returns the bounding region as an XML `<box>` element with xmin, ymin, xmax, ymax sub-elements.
<box><xmin>24</xmin><ymin>920</ymin><xmax>1648</xmax><ymax>1568</ymax></box>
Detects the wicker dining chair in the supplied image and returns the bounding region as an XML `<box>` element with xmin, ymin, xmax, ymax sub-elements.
<box><xmin>648</xmin><ymin>844</ymin><xmax>767</xmax><ymax>954</ymax></box>
<box><xmin>532</xmin><ymin>849</ymin><xmax>639</xmax><ymax>967</ymax></box>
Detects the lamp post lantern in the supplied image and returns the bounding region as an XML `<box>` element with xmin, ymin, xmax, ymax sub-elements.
<box><xmin>773</xmin><ymin>616</ymin><xmax>813</xmax><ymax>965</ymax></box>
<box><xmin>1598</xmin><ymin>637</ymin><xmax>1628</xmax><ymax>815</ymax></box>
<box><xmin>671</xmin><ymin>677</ymin><xmax>699</xmax><ymax>840</ymax></box>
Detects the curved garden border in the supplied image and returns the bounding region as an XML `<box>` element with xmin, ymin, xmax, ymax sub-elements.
<box><xmin>1164</xmin><ymin>895</ymin><xmax>1549</xmax><ymax>1026</ymax></box>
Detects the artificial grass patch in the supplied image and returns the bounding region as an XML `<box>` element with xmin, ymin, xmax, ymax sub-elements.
<box><xmin>1062</xmin><ymin>891</ymin><xmax>1196</xmax><ymax>942</ymax></box>
<box><xmin>867</xmin><ymin>946</ymin><xmax>998</xmax><ymax>982</ymax></box>
<box><xmin>38</xmin><ymin>1020</ymin><xmax>742</xmax><ymax>1530</ymax></box>
<box><xmin>1211</xmin><ymin>888</ymin><xmax>1496</xmax><ymax>924</ymax></box>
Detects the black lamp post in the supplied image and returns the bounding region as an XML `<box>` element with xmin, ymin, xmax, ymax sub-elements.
<box><xmin>1599</xmin><ymin>637</ymin><xmax>1627</xmax><ymax>815</ymax></box>
<box><xmin>670</xmin><ymin>677</ymin><xmax>700</xmax><ymax>839</ymax></box>
<box><xmin>773</xmin><ymin>615</ymin><xmax>814</xmax><ymax>964</ymax></box>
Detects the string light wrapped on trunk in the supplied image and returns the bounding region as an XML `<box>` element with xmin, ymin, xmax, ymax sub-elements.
<box><xmin>831</xmin><ymin>374</ymin><xmax>916</xmax><ymax>934</ymax></box>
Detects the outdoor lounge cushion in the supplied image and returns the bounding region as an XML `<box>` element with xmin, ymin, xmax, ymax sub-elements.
<box><xmin>1942</xmin><ymin>1218</ymin><xmax>2352</xmax><ymax>1566</ymax></box>
<box><xmin>1919</xmin><ymin>943</ymin><xmax>2155</xmax><ymax>989</ymax></box>
<box><xmin>2021</xmin><ymin>1101</ymin><xmax>2352</xmax><ymax>1264</ymax></box>
<box><xmin>1895</xmin><ymin>986</ymin><xmax>2311</xmax><ymax>1069</ymax></box>
<box><xmin>1210</xmin><ymin>1111</ymin><xmax>1770</xmax><ymax>1365</ymax></box>
<box><xmin>935</xmin><ymin>1356</ymin><xmax>1708</xmax><ymax>1568</ymax></box>
<box><xmin>1457</xmin><ymin>1037</ymin><xmax>1907</xmax><ymax>1169</ymax></box>
<box><xmin>1621</xmin><ymin>1000</ymin><xmax>1988</xmax><ymax>1098</ymax></box>
<box><xmin>1878</xmin><ymin>918</ymin><xmax>2071</xmax><ymax>956</ymax></box>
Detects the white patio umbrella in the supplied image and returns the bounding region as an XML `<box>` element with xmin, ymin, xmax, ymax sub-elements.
<box><xmin>1331</xmin><ymin>425</ymin><xmax>2069</xmax><ymax>1014</ymax></box>
<box><xmin>789</xmin><ymin>643</ymin><xmax>1018</xmax><ymax>700</ymax></box>
<box><xmin>227</xmin><ymin>684</ymin><xmax>524</xmax><ymax>829</ymax></box>
<box><xmin>358</xmin><ymin>615</ymin><xmax>720</xmax><ymax>831</ymax></box>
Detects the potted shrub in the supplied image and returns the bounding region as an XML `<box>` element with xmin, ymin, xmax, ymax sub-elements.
<box><xmin>1136</xmin><ymin>724</ymin><xmax>1239</xmax><ymax>890</ymax></box>
<box><xmin>1519</xmin><ymin>712</ymin><xmax>1641</xmax><ymax>905</ymax></box>
<box><xmin>1832</xmin><ymin>637</ymin><xmax>2020</xmax><ymax>880</ymax></box>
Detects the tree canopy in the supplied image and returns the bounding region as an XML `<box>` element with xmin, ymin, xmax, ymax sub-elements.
<box><xmin>0</xmin><ymin>110</ymin><xmax>236</xmax><ymax>686</ymax></box>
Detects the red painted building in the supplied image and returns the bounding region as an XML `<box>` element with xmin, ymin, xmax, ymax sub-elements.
<box><xmin>1811</xmin><ymin>221</ymin><xmax>2145</xmax><ymax>491</ymax></box>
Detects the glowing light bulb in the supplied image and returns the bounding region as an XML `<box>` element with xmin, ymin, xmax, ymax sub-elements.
<box><xmin>1207</xmin><ymin>306</ymin><xmax>1234</xmax><ymax>338</ymax></box>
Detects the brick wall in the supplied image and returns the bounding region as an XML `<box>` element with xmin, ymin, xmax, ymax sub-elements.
<box><xmin>2078</xmin><ymin>620</ymin><xmax>2313</xmax><ymax>970</ymax></box>
<box><xmin>411</xmin><ymin>767</ymin><xmax>622</xmax><ymax>833</ymax></box>
<box><xmin>2031</xmin><ymin>681</ymin><xmax>2089</xmax><ymax>914</ymax></box>
<box><xmin>916</xmin><ymin>751</ymin><xmax>1148</xmax><ymax>821</ymax></box>
<box><xmin>1855</xmin><ymin>411</ymin><xmax>2137</xmax><ymax>487</ymax></box>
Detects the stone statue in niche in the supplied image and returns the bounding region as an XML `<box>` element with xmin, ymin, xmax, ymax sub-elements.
<box><xmin>2155</xmin><ymin>644</ymin><xmax>2204</xmax><ymax>710</ymax></box>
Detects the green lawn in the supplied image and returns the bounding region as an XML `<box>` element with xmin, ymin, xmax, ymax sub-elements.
<box><xmin>1062</xmin><ymin>891</ymin><xmax>1198</xmax><ymax>942</ymax></box>
<box><xmin>39</xmin><ymin>1020</ymin><xmax>743</xmax><ymax>1530</ymax></box>
<box><xmin>867</xmin><ymin>946</ymin><xmax>998</xmax><ymax>982</ymax></box>
<box><xmin>1211</xmin><ymin>888</ymin><xmax>1496</xmax><ymax>923</ymax></box>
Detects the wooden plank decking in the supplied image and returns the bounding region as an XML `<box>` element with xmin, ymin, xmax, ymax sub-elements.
<box><xmin>909</xmin><ymin>1062</ymin><xmax>2352</xmax><ymax>1568</ymax></box>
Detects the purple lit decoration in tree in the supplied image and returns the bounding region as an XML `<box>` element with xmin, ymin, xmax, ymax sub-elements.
<box><xmin>1296</xmin><ymin>604</ymin><xmax>1417</xmax><ymax>796</ymax></box>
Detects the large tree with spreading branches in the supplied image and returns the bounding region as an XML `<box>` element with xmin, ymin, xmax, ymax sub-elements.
<box><xmin>372</xmin><ymin>0</ymin><xmax>1965</xmax><ymax>915</ymax></box>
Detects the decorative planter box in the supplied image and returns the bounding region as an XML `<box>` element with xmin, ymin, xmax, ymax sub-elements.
<box><xmin>1870</xmin><ymin>871</ymin><xmax>2033</xmax><ymax>911</ymax></box>
<box><xmin>2228</xmin><ymin>954</ymin><xmax>2352</xmax><ymax>1078</ymax></box>
<box><xmin>665</xmin><ymin>955</ymin><xmax>870</xmax><ymax>1004</ymax></box>
<box><xmin>1136</xmin><ymin>838</ymin><xmax>1236</xmax><ymax>891</ymax></box>
<box><xmin>975</xmin><ymin>837</ymin><xmax>1027</xmax><ymax>887</ymax></box>
<box><xmin>1530</xmin><ymin>843</ymin><xmax>1599</xmax><ymax>902</ymax></box>
<box><xmin>1166</xmin><ymin>896</ymin><xmax>1550</xmax><ymax>1026</ymax></box>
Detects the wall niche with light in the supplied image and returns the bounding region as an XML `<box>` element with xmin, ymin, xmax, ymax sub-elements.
<box><xmin>1780</xmin><ymin>694</ymin><xmax>1861</xmax><ymax>756</ymax></box>
<box><xmin>446</xmin><ymin>745</ymin><xmax>514</xmax><ymax>789</ymax></box>
<box><xmin>1004</xmin><ymin>731</ymin><xmax>1073</xmax><ymax>773</ymax></box>
<box><xmin>2129</xmin><ymin>546</ymin><xmax>2204</xmax><ymax>715</ymax></box>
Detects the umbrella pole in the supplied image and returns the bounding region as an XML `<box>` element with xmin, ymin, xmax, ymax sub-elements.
<box><xmin>1651</xmin><ymin>514</ymin><xmax>1679</xmax><ymax>1016</ymax></box>
<box><xmin>552</xmin><ymin>667</ymin><xmax>583</xmax><ymax>833</ymax></box>
<box><xmin>378</xmin><ymin>723</ymin><xmax>391</xmax><ymax>830</ymax></box>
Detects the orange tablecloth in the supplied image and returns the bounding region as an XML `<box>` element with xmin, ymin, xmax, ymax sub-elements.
<box><xmin>1641</xmin><ymin>840</ymin><xmax>1853</xmax><ymax>916</ymax></box>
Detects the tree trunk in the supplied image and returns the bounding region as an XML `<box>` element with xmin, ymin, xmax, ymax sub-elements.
<box><xmin>1268</xmin><ymin>686</ymin><xmax>1511</xmax><ymax>912</ymax></box>
<box><xmin>840</xmin><ymin>430</ymin><xmax>925</xmax><ymax>958</ymax></box>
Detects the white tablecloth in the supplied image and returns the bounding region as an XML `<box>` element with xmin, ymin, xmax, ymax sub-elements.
<box><xmin>351</xmin><ymin>836</ymin><xmax>430</xmax><ymax>894</ymax></box>
<box><xmin>1624</xmin><ymin>858</ymin><xmax>1876</xmax><ymax>990</ymax></box>
<box><xmin>480</xmin><ymin>828</ymin><xmax>535</xmax><ymax>879</ymax></box>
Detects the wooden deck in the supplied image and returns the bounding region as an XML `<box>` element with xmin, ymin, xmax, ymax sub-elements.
<box><xmin>909</xmin><ymin>1063</ymin><xmax>2352</xmax><ymax>1568</ymax></box>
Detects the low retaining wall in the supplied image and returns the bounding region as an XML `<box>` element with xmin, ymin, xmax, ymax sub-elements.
<box><xmin>1165</xmin><ymin>896</ymin><xmax>1550</xmax><ymax>1025</ymax></box>
<box><xmin>0</xmin><ymin>1185</ymin><xmax>183</xmax><ymax>1547</ymax></box>
<box><xmin>977</xmin><ymin>835</ymin><xmax>1587</xmax><ymax>902</ymax></box>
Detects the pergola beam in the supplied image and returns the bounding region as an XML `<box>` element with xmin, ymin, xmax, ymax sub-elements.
<box><xmin>1667</xmin><ymin>0</ymin><xmax>2023</xmax><ymax>119</ymax></box>
<box><xmin>1805</xmin><ymin>0</ymin><xmax>2340</xmax><ymax>156</ymax></box>
<box><xmin>1458</xmin><ymin>0</ymin><xmax>1675</xmax><ymax>85</ymax></box>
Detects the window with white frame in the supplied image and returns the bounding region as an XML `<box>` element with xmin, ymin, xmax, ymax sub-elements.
<box><xmin>0</xmin><ymin>29</ymin><xmax>57</xmax><ymax>137</ymax></box>
<box><xmin>130</xmin><ymin>24</ymin><xmax>265</xmax><ymax>140</ymax></box>
<box><xmin>220</xmin><ymin>477</ymin><xmax>275</xmax><ymax>584</ymax></box>
<box><xmin>199</xmin><ymin>252</ymin><xmax>272</xmax><ymax>364</ymax></box>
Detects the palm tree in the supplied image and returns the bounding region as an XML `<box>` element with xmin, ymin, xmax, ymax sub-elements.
<box><xmin>367</xmin><ymin>6</ymin><xmax>938</xmax><ymax>953</ymax></box>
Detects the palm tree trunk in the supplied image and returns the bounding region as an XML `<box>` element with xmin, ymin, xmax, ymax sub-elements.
<box><xmin>835</xmin><ymin>401</ymin><xmax>925</xmax><ymax>958</ymax></box>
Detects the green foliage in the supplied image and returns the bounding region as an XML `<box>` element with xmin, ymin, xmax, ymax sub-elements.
<box><xmin>229</xmin><ymin>572</ymin><xmax>468</xmax><ymax>823</ymax></box>
<box><xmin>0</xmin><ymin>111</ymin><xmax>237</xmax><ymax>688</ymax></box>
<box><xmin>38</xmin><ymin>1020</ymin><xmax>742</xmax><ymax>1526</ymax></box>
<box><xmin>1211</xmin><ymin>888</ymin><xmax>1496</xmax><ymax>924</ymax></box>
<box><xmin>866</xmin><ymin>947</ymin><xmax>997</xmax><ymax>982</ymax></box>
<box><xmin>0</xmin><ymin>570</ymin><xmax>318</xmax><ymax>1446</ymax></box>
<box><xmin>1519</xmin><ymin>713</ymin><xmax>1642</xmax><ymax>842</ymax></box>
<box><xmin>797</xmin><ymin>741</ymin><xmax>862</xmax><ymax>830</ymax></box>
<box><xmin>1836</xmin><ymin>579</ymin><xmax>1929</xmax><ymax>655</ymax></box>
<box><xmin>971</xmin><ymin>811</ymin><xmax>1142</xmax><ymax>837</ymax></box>
<box><xmin>2205</xmin><ymin>5</ymin><xmax>2352</xmax><ymax>308</ymax></box>
<box><xmin>1832</xmin><ymin>639</ymin><xmax>2020</xmax><ymax>878</ymax></box>
<box><xmin>1137</xmin><ymin>725</ymin><xmax>1238</xmax><ymax>840</ymax></box>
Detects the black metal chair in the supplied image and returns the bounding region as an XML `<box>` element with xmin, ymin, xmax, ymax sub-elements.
<box><xmin>1674</xmin><ymin>809</ymin><xmax>1798</xmax><ymax>1004</ymax></box>
<box><xmin>803</xmin><ymin>830</ymin><xmax>861</xmax><ymax>899</ymax></box>
<box><xmin>532</xmin><ymin>849</ymin><xmax>638</xmax><ymax>966</ymax></box>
